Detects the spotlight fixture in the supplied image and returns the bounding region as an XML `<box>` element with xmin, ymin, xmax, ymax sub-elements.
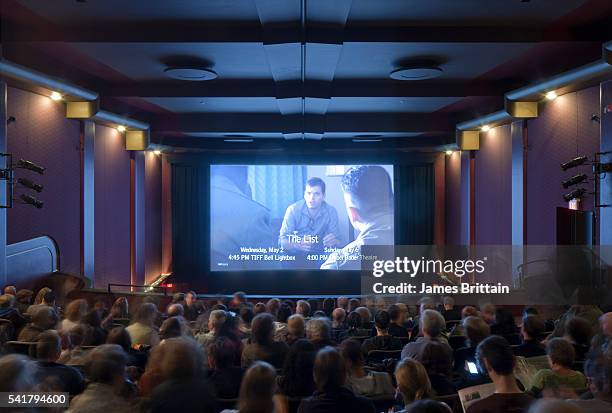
<box><xmin>164</xmin><ymin>67</ymin><xmax>217</xmax><ymax>81</ymax></box>
<box><xmin>561</xmin><ymin>174</ymin><xmax>588</xmax><ymax>189</ymax></box>
<box><xmin>560</xmin><ymin>156</ymin><xmax>588</xmax><ymax>171</ymax></box>
<box><xmin>445</xmin><ymin>150</ymin><xmax>453</xmax><ymax>156</ymax></box>
<box><xmin>153</xmin><ymin>150</ymin><xmax>161</xmax><ymax>156</ymax></box>
<box><xmin>20</xmin><ymin>194</ymin><xmax>44</xmax><ymax>209</ymax></box>
<box><xmin>545</xmin><ymin>91</ymin><xmax>558</xmax><ymax>101</ymax></box>
<box><xmin>390</xmin><ymin>66</ymin><xmax>443</xmax><ymax>81</ymax></box>
<box><xmin>17</xmin><ymin>159</ymin><xmax>45</xmax><ymax>175</ymax></box>
<box><xmin>563</xmin><ymin>188</ymin><xmax>586</xmax><ymax>202</ymax></box>
<box><xmin>481</xmin><ymin>125</ymin><xmax>491</xmax><ymax>132</ymax></box>
<box><xmin>50</xmin><ymin>91</ymin><xmax>62</xmax><ymax>101</ymax></box>
<box><xmin>117</xmin><ymin>125</ymin><xmax>126</xmax><ymax>133</ymax></box>
<box><xmin>17</xmin><ymin>178</ymin><xmax>43</xmax><ymax>193</ymax></box>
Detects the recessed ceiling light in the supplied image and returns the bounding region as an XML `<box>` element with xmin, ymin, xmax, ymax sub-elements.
<box><xmin>481</xmin><ymin>125</ymin><xmax>491</xmax><ymax>132</ymax></box>
<box><xmin>164</xmin><ymin>67</ymin><xmax>217</xmax><ymax>81</ymax></box>
<box><xmin>545</xmin><ymin>91</ymin><xmax>558</xmax><ymax>100</ymax></box>
<box><xmin>50</xmin><ymin>91</ymin><xmax>62</xmax><ymax>101</ymax></box>
<box><xmin>390</xmin><ymin>66</ymin><xmax>443</xmax><ymax>81</ymax></box>
<box><xmin>224</xmin><ymin>138</ymin><xmax>254</xmax><ymax>143</ymax></box>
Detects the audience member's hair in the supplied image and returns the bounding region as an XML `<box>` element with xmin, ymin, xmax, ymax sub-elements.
<box><xmin>33</xmin><ymin>287</ymin><xmax>52</xmax><ymax>305</ymax></box>
<box><xmin>374</xmin><ymin>310</ymin><xmax>391</xmax><ymax>331</ymax></box>
<box><xmin>279</xmin><ymin>339</ymin><xmax>316</xmax><ymax>397</ymax></box>
<box><xmin>406</xmin><ymin>400</ymin><xmax>452</xmax><ymax>413</ymax></box>
<box><xmin>419</xmin><ymin>297</ymin><xmax>436</xmax><ymax>313</ymax></box>
<box><xmin>238</xmin><ymin>361</ymin><xmax>277</xmax><ymax>413</ymax></box>
<box><xmin>277</xmin><ymin>303</ymin><xmax>292</xmax><ymax>323</ymax></box>
<box><xmin>0</xmin><ymin>354</ymin><xmax>37</xmax><ymax>391</ymax></box>
<box><xmin>33</xmin><ymin>306</ymin><xmax>58</xmax><ymax>329</ymax></box>
<box><xmin>565</xmin><ymin>317</ymin><xmax>593</xmax><ymax>346</ymax></box>
<box><xmin>476</xmin><ymin>335</ymin><xmax>515</xmax><ymax>375</ymax></box>
<box><xmin>254</xmin><ymin>302</ymin><xmax>266</xmax><ymax>315</ymax></box>
<box><xmin>240</xmin><ymin>305</ymin><xmax>255</xmax><ymax>326</ymax></box>
<box><xmin>463</xmin><ymin>316</ymin><xmax>490</xmax><ymax>347</ymax></box>
<box><xmin>85</xmin><ymin>344</ymin><xmax>128</xmax><ymax>384</ymax></box>
<box><xmin>322</xmin><ymin>298</ymin><xmax>335</xmax><ymax>317</ymax></box>
<box><xmin>106</xmin><ymin>326</ymin><xmax>132</xmax><ymax>351</ymax></box>
<box><xmin>167</xmin><ymin>303</ymin><xmax>184</xmax><ymax>317</ymax></box>
<box><xmin>160</xmin><ymin>317</ymin><xmax>184</xmax><ymax>340</ymax></box>
<box><xmin>313</xmin><ymin>346</ymin><xmax>346</xmax><ymax>392</ymax></box>
<box><xmin>36</xmin><ymin>330</ymin><xmax>61</xmax><ymax>360</ymax></box>
<box><xmin>546</xmin><ymin>337</ymin><xmax>575</xmax><ymax>368</ymax></box>
<box><xmin>135</xmin><ymin>302</ymin><xmax>158</xmax><ymax>324</ymax></box>
<box><xmin>355</xmin><ymin>306</ymin><xmax>372</xmax><ymax>323</ymax></box>
<box><xmin>461</xmin><ymin>306</ymin><xmax>478</xmax><ymax>319</ymax></box>
<box><xmin>156</xmin><ymin>338</ymin><xmax>205</xmax><ymax>380</ymax></box>
<box><xmin>65</xmin><ymin>299</ymin><xmax>88</xmax><ymax>322</ymax></box>
<box><xmin>395</xmin><ymin>358</ymin><xmax>432</xmax><ymax>404</ymax></box>
<box><xmin>209</xmin><ymin>309</ymin><xmax>227</xmax><ymax>332</ymax></box>
<box><xmin>442</xmin><ymin>296</ymin><xmax>455</xmax><ymax>309</ymax></box>
<box><xmin>348</xmin><ymin>298</ymin><xmax>360</xmax><ymax>312</ymax></box>
<box><xmin>306</xmin><ymin>317</ymin><xmax>331</xmax><ymax>342</ymax></box>
<box><xmin>420</xmin><ymin>310</ymin><xmax>446</xmax><ymax>338</ymax></box>
<box><xmin>43</xmin><ymin>291</ymin><xmax>56</xmax><ymax>305</ymax></box>
<box><xmin>16</xmin><ymin>289</ymin><xmax>33</xmax><ymax>302</ymax></box>
<box><xmin>296</xmin><ymin>300</ymin><xmax>311</xmax><ymax>317</ymax></box>
<box><xmin>340</xmin><ymin>339</ymin><xmax>364</xmax><ymax>366</ymax></box>
<box><xmin>209</xmin><ymin>336</ymin><xmax>238</xmax><ymax>369</ymax></box>
<box><xmin>0</xmin><ymin>294</ymin><xmax>14</xmax><ymax>308</ymax></box>
<box><xmin>527</xmin><ymin>399</ymin><xmax>583</xmax><ymax>413</ymax></box>
<box><xmin>251</xmin><ymin>313</ymin><xmax>275</xmax><ymax>345</ymax></box>
<box><xmin>266</xmin><ymin>298</ymin><xmax>280</xmax><ymax>316</ymax></box>
<box><xmin>420</xmin><ymin>341</ymin><xmax>453</xmax><ymax>377</ymax></box>
<box><xmin>332</xmin><ymin>308</ymin><xmax>346</xmax><ymax>326</ymax></box>
<box><xmin>522</xmin><ymin>315</ymin><xmax>545</xmax><ymax>339</ymax></box>
<box><xmin>288</xmin><ymin>314</ymin><xmax>305</xmax><ymax>339</ymax></box>
<box><xmin>388</xmin><ymin>304</ymin><xmax>401</xmax><ymax>322</ymax></box>
<box><xmin>346</xmin><ymin>311</ymin><xmax>362</xmax><ymax>329</ymax></box>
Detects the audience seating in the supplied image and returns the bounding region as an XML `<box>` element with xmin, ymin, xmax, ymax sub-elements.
<box><xmin>448</xmin><ymin>335</ymin><xmax>467</xmax><ymax>350</ymax></box>
<box><xmin>366</xmin><ymin>349</ymin><xmax>402</xmax><ymax>363</ymax></box>
<box><xmin>5</xmin><ymin>340</ymin><xmax>36</xmax><ymax>356</ymax></box>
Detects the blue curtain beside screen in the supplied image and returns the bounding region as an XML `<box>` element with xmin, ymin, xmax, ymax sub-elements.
<box><xmin>248</xmin><ymin>165</ymin><xmax>306</xmax><ymax>219</ymax></box>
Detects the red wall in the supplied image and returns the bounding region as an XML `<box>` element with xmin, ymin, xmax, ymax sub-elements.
<box><xmin>144</xmin><ymin>151</ymin><xmax>162</xmax><ymax>284</ymax></box>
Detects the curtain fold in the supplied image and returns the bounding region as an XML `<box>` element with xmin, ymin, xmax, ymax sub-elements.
<box><xmin>396</xmin><ymin>164</ymin><xmax>435</xmax><ymax>245</ymax></box>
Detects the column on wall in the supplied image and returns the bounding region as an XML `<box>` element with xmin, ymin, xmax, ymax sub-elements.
<box><xmin>0</xmin><ymin>82</ymin><xmax>7</xmax><ymax>286</ymax></box>
<box><xmin>601</xmin><ymin>81</ymin><xmax>612</xmax><ymax>246</ymax></box>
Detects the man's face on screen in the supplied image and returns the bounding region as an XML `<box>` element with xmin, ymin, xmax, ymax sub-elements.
<box><xmin>304</xmin><ymin>185</ymin><xmax>324</xmax><ymax>209</ymax></box>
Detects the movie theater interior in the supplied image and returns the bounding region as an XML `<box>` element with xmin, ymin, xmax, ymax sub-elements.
<box><xmin>0</xmin><ymin>1</ymin><xmax>612</xmax><ymax>412</ymax></box>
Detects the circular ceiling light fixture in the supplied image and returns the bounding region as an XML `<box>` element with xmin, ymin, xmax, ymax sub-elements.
<box><xmin>390</xmin><ymin>66</ymin><xmax>443</xmax><ymax>81</ymax></box>
<box><xmin>164</xmin><ymin>66</ymin><xmax>217</xmax><ymax>81</ymax></box>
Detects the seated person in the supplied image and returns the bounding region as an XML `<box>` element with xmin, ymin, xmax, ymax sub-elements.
<box><xmin>529</xmin><ymin>338</ymin><xmax>587</xmax><ymax>398</ymax></box>
<box><xmin>306</xmin><ymin>317</ymin><xmax>335</xmax><ymax>350</ymax></box>
<box><xmin>441</xmin><ymin>296</ymin><xmax>461</xmax><ymax>322</ymax></box>
<box><xmin>297</xmin><ymin>346</ymin><xmax>375</xmax><ymax>413</ymax></box>
<box><xmin>416</xmin><ymin>341</ymin><xmax>456</xmax><ymax>397</ymax></box>
<box><xmin>564</xmin><ymin>317</ymin><xmax>593</xmax><ymax>362</ymax></box>
<box><xmin>394</xmin><ymin>358</ymin><xmax>433</xmax><ymax>410</ymax></box>
<box><xmin>454</xmin><ymin>316</ymin><xmax>490</xmax><ymax>375</ymax></box>
<box><xmin>286</xmin><ymin>314</ymin><xmax>306</xmax><ymax>345</ymax></box>
<box><xmin>241</xmin><ymin>313</ymin><xmax>288</xmax><ymax>369</ymax></box>
<box><xmin>18</xmin><ymin>306</ymin><xmax>58</xmax><ymax>342</ymax></box>
<box><xmin>340</xmin><ymin>339</ymin><xmax>394</xmax><ymax>397</ymax></box>
<box><xmin>207</xmin><ymin>337</ymin><xmax>245</xmax><ymax>399</ymax></box>
<box><xmin>568</xmin><ymin>351</ymin><xmax>612</xmax><ymax>413</ymax></box>
<box><xmin>0</xmin><ymin>294</ymin><xmax>27</xmax><ymax>331</ymax></box>
<box><xmin>388</xmin><ymin>304</ymin><xmax>410</xmax><ymax>337</ymax></box>
<box><xmin>450</xmin><ymin>306</ymin><xmax>479</xmax><ymax>337</ymax></box>
<box><xmin>126</xmin><ymin>303</ymin><xmax>160</xmax><ymax>347</ymax></box>
<box><xmin>106</xmin><ymin>326</ymin><xmax>148</xmax><ymax>369</ymax></box>
<box><xmin>467</xmin><ymin>336</ymin><xmax>534</xmax><ymax>413</ymax></box>
<box><xmin>331</xmin><ymin>308</ymin><xmax>347</xmax><ymax>342</ymax></box>
<box><xmin>514</xmin><ymin>315</ymin><xmax>546</xmax><ymax>358</ymax></box>
<box><xmin>401</xmin><ymin>310</ymin><xmax>452</xmax><ymax>362</ymax></box>
<box><xmin>361</xmin><ymin>310</ymin><xmax>402</xmax><ymax>356</ymax></box>
<box><xmin>490</xmin><ymin>307</ymin><xmax>519</xmax><ymax>337</ymax></box>
<box><xmin>26</xmin><ymin>290</ymin><xmax>58</xmax><ymax>318</ymax></box>
<box><xmin>34</xmin><ymin>330</ymin><xmax>84</xmax><ymax>395</ymax></box>
<box><xmin>278</xmin><ymin>339</ymin><xmax>316</xmax><ymax>398</ymax></box>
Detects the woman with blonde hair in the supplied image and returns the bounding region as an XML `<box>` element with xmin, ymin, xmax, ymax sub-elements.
<box><xmin>61</xmin><ymin>298</ymin><xmax>89</xmax><ymax>332</ymax></box>
<box><xmin>394</xmin><ymin>358</ymin><xmax>433</xmax><ymax>410</ymax></box>
<box><xmin>221</xmin><ymin>361</ymin><xmax>278</xmax><ymax>413</ymax></box>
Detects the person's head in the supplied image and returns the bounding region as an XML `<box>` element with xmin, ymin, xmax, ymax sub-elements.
<box><xmin>33</xmin><ymin>287</ymin><xmax>52</xmax><ymax>305</ymax></box>
<box><xmin>36</xmin><ymin>330</ymin><xmax>62</xmax><ymax>361</ymax></box>
<box><xmin>240</xmin><ymin>305</ymin><xmax>255</xmax><ymax>327</ymax></box>
<box><xmin>160</xmin><ymin>317</ymin><xmax>184</xmax><ymax>340</ymax></box>
<box><xmin>208</xmin><ymin>309</ymin><xmax>228</xmax><ymax>334</ymax></box>
<box><xmin>135</xmin><ymin>302</ymin><xmax>158</xmax><ymax>326</ymax></box>
<box><xmin>527</xmin><ymin>399</ymin><xmax>583</xmax><ymax>413</ymax></box>
<box><xmin>355</xmin><ymin>306</ymin><xmax>371</xmax><ymax>324</ymax></box>
<box><xmin>395</xmin><ymin>358</ymin><xmax>432</xmax><ymax>404</ymax></box>
<box><xmin>461</xmin><ymin>306</ymin><xmax>479</xmax><ymax>319</ymax></box>
<box><xmin>331</xmin><ymin>308</ymin><xmax>346</xmax><ymax>326</ymax></box>
<box><xmin>546</xmin><ymin>337</ymin><xmax>575</xmax><ymax>369</ymax></box>
<box><xmin>341</xmin><ymin>166</ymin><xmax>393</xmax><ymax>229</ymax></box>
<box><xmin>442</xmin><ymin>296</ymin><xmax>455</xmax><ymax>311</ymax></box>
<box><xmin>85</xmin><ymin>344</ymin><xmax>128</xmax><ymax>387</ymax></box>
<box><xmin>600</xmin><ymin>312</ymin><xmax>612</xmax><ymax>339</ymax></box>
<box><xmin>420</xmin><ymin>310</ymin><xmax>446</xmax><ymax>339</ymax></box>
<box><xmin>346</xmin><ymin>311</ymin><xmax>362</xmax><ymax>329</ymax></box>
<box><xmin>523</xmin><ymin>306</ymin><xmax>539</xmax><ymax>318</ymax></box>
<box><xmin>155</xmin><ymin>337</ymin><xmax>206</xmax><ymax>380</ymax></box>
<box><xmin>43</xmin><ymin>291</ymin><xmax>56</xmax><ymax>306</ymax></box>
<box><xmin>16</xmin><ymin>289</ymin><xmax>33</xmax><ymax>304</ymax></box>
<box><xmin>306</xmin><ymin>317</ymin><xmax>331</xmax><ymax>343</ymax></box>
<box><xmin>288</xmin><ymin>314</ymin><xmax>306</xmax><ymax>340</ymax></box>
<box><xmin>296</xmin><ymin>300</ymin><xmax>311</xmax><ymax>317</ymax></box>
<box><xmin>348</xmin><ymin>298</ymin><xmax>360</xmax><ymax>312</ymax></box>
<box><xmin>584</xmin><ymin>351</ymin><xmax>612</xmax><ymax>399</ymax></box>
<box><xmin>251</xmin><ymin>313</ymin><xmax>275</xmax><ymax>345</ymax></box>
<box><xmin>337</xmin><ymin>296</ymin><xmax>348</xmax><ymax>310</ymax></box>
<box><xmin>314</xmin><ymin>346</ymin><xmax>346</xmax><ymax>392</ymax></box>
<box><xmin>266</xmin><ymin>298</ymin><xmax>280</xmax><ymax>316</ymax></box>
<box><xmin>208</xmin><ymin>336</ymin><xmax>238</xmax><ymax>369</ymax></box>
<box><xmin>277</xmin><ymin>303</ymin><xmax>292</xmax><ymax>323</ymax></box>
<box><xmin>238</xmin><ymin>361</ymin><xmax>277</xmax><ymax>413</ymax></box>
<box><xmin>254</xmin><ymin>302</ymin><xmax>266</xmax><ymax>315</ymax></box>
<box><xmin>304</xmin><ymin>177</ymin><xmax>326</xmax><ymax>210</ymax></box>
<box><xmin>476</xmin><ymin>336</ymin><xmax>515</xmax><ymax>379</ymax></box>
<box><xmin>67</xmin><ymin>324</ymin><xmax>86</xmax><ymax>348</ymax></box>
<box><xmin>420</xmin><ymin>341</ymin><xmax>453</xmax><ymax>377</ymax></box>
<box><xmin>65</xmin><ymin>299</ymin><xmax>89</xmax><ymax>322</ymax></box>
<box><xmin>167</xmin><ymin>303</ymin><xmax>184</xmax><ymax>318</ymax></box>
<box><xmin>185</xmin><ymin>291</ymin><xmax>197</xmax><ymax>307</ymax></box>
<box><xmin>32</xmin><ymin>306</ymin><xmax>59</xmax><ymax>330</ymax></box>
<box><xmin>106</xmin><ymin>326</ymin><xmax>131</xmax><ymax>351</ymax></box>
<box><xmin>111</xmin><ymin>297</ymin><xmax>128</xmax><ymax>317</ymax></box>
<box><xmin>374</xmin><ymin>310</ymin><xmax>391</xmax><ymax>333</ymax></box>
<box><xmin>340</xmin><ymin>339</ymin><xmax>364</xmax><ymax>369</ymax></box>
<box><xmin>405</xmin><ymin>400</ymin><xmax>452</xmax><ymax>413</ymax></box>
<box><xmin>231</xmin><ymin>291</ymin><xmax>247</xmax><ymax>307</ymax></box>
<box><xmin>0</xmin><ymin>294</ymin><xmax>14</xmax><ymax>309</ymax></box>
<box><xmin>0</xmin><ymin>354</ymin><xmax>37</xmax><ymax>392</ymax></box>
<box><xmin>419</xmin><ymin>297</ymin><xmax>436</xmax><ymax>314</ymax></box>
<box><xmin>522</xmin><ymin>315</ymin><xmax>545</xmax><ymax>341</ymax></box>
<box><xmin>280</xmin><ymin>339</ymin><xmax>316</xmax><ymax>395</ymax></box>
<box><xmin>388</xmin><ymin>304</ymin><xmax>404</xmax><ymax>325</ymax></box>
<box><xmin>4</xmin><ymin>285</ymin><xmax>16</xmax><ymax>296</ymax></box>
<box><xmin>480</xmin><ymin>303</ymin><xmax>496</xmax><ymax>324</ymax></box>
<box><xmin>463</xmin><ymin>316</ymin><xmax>490</xmax><ymax>347</ymax></box>
<box><xmin>565</xmin><ymin>317</ymin><xmax>593</xmax><ymax>346</ymax></box>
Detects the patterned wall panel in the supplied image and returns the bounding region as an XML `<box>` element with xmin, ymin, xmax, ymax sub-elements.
<box><xmin>526</xmin><ymin>86</ymin><xmax>600</xmax><ymax>244</ymax></box>
<box><xmin>6</xmin><ymin>87</ymin><xmax>81</xmax><ymax>275</ymax></box>
<box><xmin>94</xmin><ymin>124</ymin><xmax>131</xmax><ymax>288</ymax></box>
<box><xmin>475</xmin><ymin>124</ymin><xmax>512</xmax><ymax>244</ymax></box>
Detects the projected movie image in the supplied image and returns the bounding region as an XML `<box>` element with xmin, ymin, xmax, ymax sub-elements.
<box><xmin>210</xmin><ymin>165</ymin><xmax>394</xmax><ymax>271</ymax></box>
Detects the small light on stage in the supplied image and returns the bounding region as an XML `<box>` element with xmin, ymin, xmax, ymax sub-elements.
<box><xmin>481</xmin><ymin>125</ymin><xmax>490</xmax><ymax>132</ymax></box>
<box><xmin>568</xmin><ymin>199</ymin><xmax>580</xmax><ymax>210</ymax></box>
<box><xmin>50</xmin><ymin>91</ymin><xmax>63</xmax><ymax>101</ymax></box>
<box><xmin>166</xmin><ymin>283</ymin><xmax>173</xmax><ymax>288</ymax></box>
<box><xmin>153</xmin><ymin>150</ymin><xmax>161</xmax><ymax>156</ymax></box>
<box><xmin>445</xmin><ymin>150</ymin><xmax>453</xmax><ymax>156</ymax></box>
<box><xmin>117</xmin><ymin>125</ymin><xmax>126</xmax><ymax>133</ymax></box>
<box><xmin>545</xmin><ymin>91</ymin><xmax>558</xmax><ymax>101</ymax></box>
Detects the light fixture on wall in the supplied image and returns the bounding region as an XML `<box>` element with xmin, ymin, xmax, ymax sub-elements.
<box><xmin>561</xmin><ymin>174</ymin><xmax>588</xmax><ymax>189</ymax></box>
<box><xmin>50</xmin><ymin>91</ymin><xmax>63</xmax><ymax>101</ymax></box>
<box><xmin>20</xmin><ymin>194</ymin><xmax>44</xmax><ymax>209</ymax></box>
<box><xmin>480</xmin><ymin>125</ymin><xmax>491</xmax><ymax>132</ymax></box>
<box><xmin>117</xmin><ymin>125</ymin><xmax>126</xmax><ymax>133</ymax></box>
<box><xmin>563</xmin><ymin>188</ymin><xmax>586</xmax><ymax>202</ymax></box>
<box><xmin>545</xmin><ymin>91</ymin><xmax>558</xmax><ymax>101</ymax></box>
<box><xmin>560</xmin><ymin>156</ymin><xmax>588</xmax><ymax>171</ymax></box>
<box><xmin>445</xmin><ymin>150</ymin><xmax>453</xmax><ymax>156</ymax></box>
<box><xmin>153</xmin><ymin>150</ymin><xmax>161</xmax><ymax>156</ymax></box>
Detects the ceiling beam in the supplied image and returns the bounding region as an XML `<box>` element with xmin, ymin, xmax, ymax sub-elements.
<box><xmin>3</xmin><ymin>20</ymin><xmax>610</xmax><ymax>43</ymax></box>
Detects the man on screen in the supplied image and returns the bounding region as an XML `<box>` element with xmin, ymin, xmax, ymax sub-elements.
<box><xmin>279</xmin><ymin>177</ymin><xmax>342</xmax><ymax>255</ymax></box>
<box><xmin>321</xmin><ymin>165</ymin><xmax>394</xmax><ymax>270</ymax></box>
